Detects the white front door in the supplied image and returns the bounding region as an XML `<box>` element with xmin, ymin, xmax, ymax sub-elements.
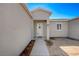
<box><xmin>36</xmin><ymin>23</ymin><xmax>43</xmax><ymax>37</ymax></box>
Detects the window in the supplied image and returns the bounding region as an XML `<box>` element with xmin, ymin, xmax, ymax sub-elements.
<box><xmin>57</xmin><ymin>24</ymin><xmax>61</xmax><ymax>30</ymax></box>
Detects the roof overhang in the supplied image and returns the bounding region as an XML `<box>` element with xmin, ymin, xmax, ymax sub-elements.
<box><xmin>49</xmin><ymin>19</ymin><xmax>69</xmax><ymax>22</ymax></box>
<box><xmin>31</xmin><ymin>8</ymin><xmax>52</xmax><ymax>16</ymax></box>
<box><xmin>19</xmin><ymin>3</ymin><xmax>33</xmax><ymax>19</ymax></box>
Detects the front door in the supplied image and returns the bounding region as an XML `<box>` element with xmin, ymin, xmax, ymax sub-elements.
<box><xmin>36</xmin><ymin>22</ymin><xmax>43</xmax><ymax>37</ymax></box>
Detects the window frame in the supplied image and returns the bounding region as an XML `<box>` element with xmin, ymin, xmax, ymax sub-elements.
<box><xmin>57</xmin><ymin>23</ymin><xmax>62</xmax><ymax>31</ymax></box>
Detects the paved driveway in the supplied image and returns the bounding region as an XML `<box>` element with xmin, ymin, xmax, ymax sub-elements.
<box><xmin>47</xmin><ymin>38</ymin><xmax>79</xmax><ymax>56</ymax></box>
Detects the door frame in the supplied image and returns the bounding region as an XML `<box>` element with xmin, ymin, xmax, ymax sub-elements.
<box><xmin>33</xmin><ymin>20</ymin><xmax>47</xmax><ymax>39</ymax></box>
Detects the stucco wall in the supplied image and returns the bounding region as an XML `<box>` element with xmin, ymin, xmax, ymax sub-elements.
<box><xmin>31</xmin><ymin>10</ymin><xmax>50</xmax><ymax>20</ymax></box>
<box><xmin>68</xmin><ymin>20</ymin><xmax>79</xmax><ymax>40</ymax></box>
<box><xmin>49</xmin><ymin>21</ymin><xmax>68</xmax><ymax>37</ymax></box>
<box><xmin>0</xmin><ymin>4</ymin><xmax>33</xmax><ymax>55</ymax></box>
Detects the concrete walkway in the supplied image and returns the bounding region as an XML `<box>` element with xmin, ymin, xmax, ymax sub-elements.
<box><xmin>30</xmin><ymin>38</ymin><xmax>49</xmax><ymax>56</ymax></box>
<box><xmin>47</xmin><ymin>38</ymin><xmax>79</xmax><ymax>56</ymax></box>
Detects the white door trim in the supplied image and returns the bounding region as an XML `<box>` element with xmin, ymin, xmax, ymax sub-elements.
<box><xmin>36</xmin><ymin>22</ymin><xmax>43</xmax><ymax>37</ymax></box>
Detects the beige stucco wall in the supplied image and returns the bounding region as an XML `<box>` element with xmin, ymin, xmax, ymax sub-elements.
<box><xmin>31</xmin><ymin>10</ymin><xmax>50</xmax><ymax>20</ymax></box>
<box><xmin>49</xmin><ymin>21</ymin><xmax>68</xmax><ymax>37</ymax></box>
<box><xmin>68</xmin><ymin>20</ymin><xmax>79</xmax><ymax>40</ymax></box>
<box><xmin>0</xmin><ymin>4</ymin><xmax>33</xmax><ymax>55</ymax></box>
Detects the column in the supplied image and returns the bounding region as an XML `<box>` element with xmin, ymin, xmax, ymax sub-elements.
<box><xmin>47</xmin><ymin>20</ymin><xmax>50</xmax><ymax>40</ymax></box>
